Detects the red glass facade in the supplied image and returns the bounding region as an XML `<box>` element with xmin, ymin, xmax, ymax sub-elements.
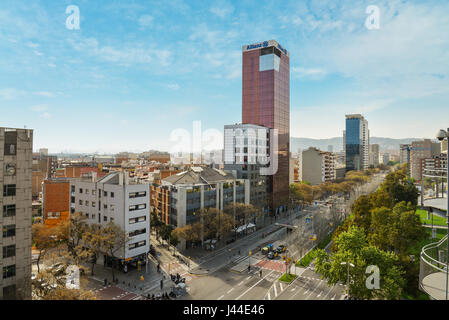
<box><xmin>242</xmin><ymin>41</ymin><xmax>290</xmax><ymax>213</ymax></box>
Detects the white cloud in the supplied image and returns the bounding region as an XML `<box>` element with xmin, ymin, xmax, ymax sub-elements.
<box><xmin>138</xmin><ymin>15</ymin><xmax>153</xmax><ymax>29</ymax></box>
<box><xmin>31</xmin><ymin>105</ymin><xmax>48</xmax><ymax>112</ymax></box>
<box><xmin>167</xmin><ymin>83</ymin><xmax>180</xmax><ymax>90</ymax></box>
<box><xmin>292</xmin><ymin>67</ymin><xmax>327</xmax><ymax>78</ymax></box>
<box><xmin>210</xmin><ymin>0</ymin><xmax>234</xmax><ymax>18</ymax></box>
<box><xmin>33</xmin><ymin>91</ymin><xmax>55</xmax><ymax>97</ymax></box>
<box><xmin>0</xmin><ymin>88</ymin><xmax>23</xmax><ymax>100</ymax></box>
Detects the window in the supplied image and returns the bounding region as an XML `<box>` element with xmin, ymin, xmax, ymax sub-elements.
<box><xmin>79</xmin><ymin>200</ymin><xmax>83</xmax><ymax>205</ymax></box>
<box><xmin>104</xmin><ymin>191</ymin><xmax>107</xmax><ymax>197</ymax></box>
<box><xmin>129</xmin><ymin>240</ymin><xmax>146</xmax><ymax>250</ymax></box>
<box><xmin>85</xmin><ymin>213</ymin><xmax>89</xmax><ymax>218</ymax></box>
<box><xmin>104</xmin><ymin>216</ymin><xmax>108</xmax><ymax>222</ymax></box>
<box><xmin>85</xmin><ymin>189</ymin><xmax>90</xmax><ymax>195</ymax></box>
<box><xmin>85</xmin><ymin>201</ymin><xmax>90</xmax><ymax>206</ymax></box>
<box><xmin>98</xmin><ymin>190</ymin><xmax>101</xmax><ymax>198</ymax></box>
<box><xmin>110</xmin><ymin>217</ymin><xmax>114</xmax><ymax>222</ymax></box>
<box><xmin>3</xmin><ymin>245</ymin><xmax>16</xmax><ymax>258</ymax></box>
<box><xmin>104</xmin><ymin>204</ymin><xmax>107</xmax><ymax>209</ymax></box>
<box><xmin>92</xmin><ymin>190</ymin><xmax>96</xmax><ymax>196</ymax></box>
<box><xmin>92</xmin><ymin>214</ymin><xmax>96</xmax><ymax>220</ymax></box>
<box><xmin>2</xmin><ymin>225</ymin><xmax>15</xmax><ymax>238</ymax></box>
<box><xmin>3</xmin><ymin>265</ymin><xmax>16</xmax><ymax>279</ymax></box>
<box><xmin>79</xmin><ymin>188</ymin><xmax>83</xmax><ymax>194</ymax></box>
<box><xmin>110</xmin><ymin>192</ymin><xmax>115</xmax><ymax>198</ymax></box>
<box><xmin>47</xmin><ymin>212</ymin><xmax>61</xmax><ymax>219</ymax></box>
<box><xmin>3</xmin><ymin>205</ymin><xmax>16</xmax><ymax>217</ymax></box>
<box><xmin>4</xmin><ymin>131</ymin><xmax>17</xmax><ymax>156</ymax></box>
<box><xmin>92</xmin><ymin>202</ymin><xmax>96</xmax><ymax>208</ymax></box>
<box><xmin>129</xmin><ymin>191</ymin><xmax>146</xmax><ymax>198</ymax></box>
<box><xmin>129</xmin><ymin>216</ymin><xmax>146</xmax><ymax>224</ymax></box>
<box><xmin>129</xmin><ymin>228</ymin><xmax>146</xmax><ymax>237</ymax></box>
<box><xmin>71</xmin><ymin>186</ymin><xmax>75</xmax><ymax>193</ymax></box>
<box><xmin>129</xmin><ymin>203</ymin><xmax>146</xmax><ymax>211</ymax></box>
<box><xmin>71</xmin><ymin>196</ymin><xmax>75</xmax><ymax>204</ymax></box>
<box><xmin>3</xmin><ymin>185</ymin><xmax>16</xmax><ymax>197</ymax></box>
<box><xmin>110</xmin><ymin>204</ymin><xmax>115</xmax><ymax>212</ymax></box>
<box><xmin>3</xmin><ymin>285</ymin><xmax>16</xmax><ymax>300</ymax></box>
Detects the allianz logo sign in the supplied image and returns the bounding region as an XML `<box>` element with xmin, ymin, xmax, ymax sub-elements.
<box><xmin>246</xmin><ymin>41</ymin><xmax>288</xmax><ymax>56</ymax></box>
<box><xmin>246</xmin><ymin>41</ymin><xmax>269</xmax><ymax>50</ymax></box>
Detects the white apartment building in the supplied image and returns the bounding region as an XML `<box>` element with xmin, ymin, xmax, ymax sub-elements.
<box><xmin>1</xmin><ymin>128</ymin><xmax>33</xmax><ymax>300</ymax></box>
<box><xmin>70</xmin><ymin>171</ymin><xmax>150</xmax><ymax>270</ymax></box>
<box><xmin>302</xmin><ymin>147</ymin><xmax>336</xmax><ymax>185</ymax></box>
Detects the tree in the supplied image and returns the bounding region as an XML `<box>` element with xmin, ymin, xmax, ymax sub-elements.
<box><xmin>98</xmin><ymin>222</ymin><xmax>129</xmax><ymax>282</ymax></box>
<box><xmin>150</xmin><ymin>211</ymin><xmax>164</xmax><ymax>240</ymax></box>
<box><xmin>315</xmin><ymin>226</ymin><xmax>405</xmax><ymax>300</ymax></box>
<box><xmin>32</xmin><ymin>223</ymin><xmax>58</xmax><ymax>273</ymax></box>
<box><xmin>351</xmin><ymin>195</ymin><xmax>373</xmax><ymax>234</ymax></box>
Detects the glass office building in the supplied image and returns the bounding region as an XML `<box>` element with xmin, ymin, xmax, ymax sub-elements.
<box><xmin>242</xmin><ymin>40</ymin><xmax>290</xmax><ymax>214</ymax></box>
<box><xmin>345</xmin><ymin>114</ymin><xmax>369</xmax><ymax>172</ymax></box>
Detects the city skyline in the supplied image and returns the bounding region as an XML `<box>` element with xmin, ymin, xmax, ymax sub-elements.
<box><xmin>1</xmin><ymin>0</ymin><xmax>449</xmax><ymax>153</ymax></box>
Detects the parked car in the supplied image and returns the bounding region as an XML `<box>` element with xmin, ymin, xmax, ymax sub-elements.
<box><xmin>267</xmin><ymin>251</ymin><xmax>278</xmax><ymax>259</ymax></box>
<box><xmin>276</xmin><ymin>245</ymin><xmax>286</xmax><ymax>253</ymax></box>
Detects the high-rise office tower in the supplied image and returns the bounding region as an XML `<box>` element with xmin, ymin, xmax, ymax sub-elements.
<box><xmin>345</xmin><ymin>114</ymin><xmax>369</xmax><ymax>172</ymax></box>
<box><xmin>242</xmin><ymin>40</ymin><xmax>290</xmax><ymax>214</ymax></box>
<box><xmin>1</xmin><ymin>127</ymin><xmax>33</xmax><ymax>300</ymax></box>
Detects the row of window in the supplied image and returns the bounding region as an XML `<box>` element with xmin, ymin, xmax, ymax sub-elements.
<box><xmin>129</xmin><ymin>240</ymin><xmax>146</xmax><ymax>250</ymax></box>
<box><xmin>129</xmin><ymin>203</ymin><xmax>146</xmax><ymax>211</ymax></box>
<box><xmin>129</xmin><ymin>228</ymin><xmax>146</xmax><ymax>237</ymax></box>
<box><xmin>82</xmin><ymin>212</ymin><xmax>114</xmax><ymax>223</ymax></box>
<box><xmin>75</xmin><ymin>187</ymin><xmax>115</xmax><ymax>198</ymax></box>
<box><xmin>129</xmin><ymin>191</ymin><xmax>147</xmax><ymax>198</ymax></box>
<box><xmin>129</xmin><ymin>216</ymin><xmax>146</xmax><ymax>224</ymax></box>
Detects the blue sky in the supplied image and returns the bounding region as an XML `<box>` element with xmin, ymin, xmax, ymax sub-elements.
<box><xmin>0</xmin><ymin>0</ymin><xmax>448</xmax><ymax>153</ymax></box>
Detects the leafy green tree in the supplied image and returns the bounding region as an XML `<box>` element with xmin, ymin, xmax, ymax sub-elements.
<box><xmin>315</xmin><ymin>226</ymin><xmax>405</xmax><ymax>300</ymax></box>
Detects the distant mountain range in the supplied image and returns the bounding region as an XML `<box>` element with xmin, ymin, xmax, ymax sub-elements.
<box><xmin>290</xmin><ymin>137</ymin><xmax>421</xmax><ymax>153</ymax></box>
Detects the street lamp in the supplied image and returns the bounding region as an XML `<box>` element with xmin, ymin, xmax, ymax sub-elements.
<box><xmin>341</xmin><ymin>262</ymin><xmax>354</xmax><ymax>299</ymax></box>
<box><xmin>436</xmin><ymin>128</ymin><xmax>449</xmax><ymax>300</ymax></box>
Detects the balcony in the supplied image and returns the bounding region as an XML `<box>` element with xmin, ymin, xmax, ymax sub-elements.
<box><xmin>419</xmin><ymin>235</ymin><xmax>449</xmax><ymax>300</ymax></box>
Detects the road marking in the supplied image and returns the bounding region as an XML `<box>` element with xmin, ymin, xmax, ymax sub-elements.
<box><xmin>246</xmin><ymin>276</ymin><xmax>251</xmax><ymax>280</ymax></box>
<box><xmin>235</xmin><ymin>270</ymin><xmax>275</xmax><ymax>300</ymax></box>
<box><xmin>238</xmin><ymin>281</ymin><xmax>244</xmax><ymax>286</ymax></box>
<box><xmin>273</xmin><ymin>282</ymin><xmax>278</xmax><ymax>297</ymax></box>
<box><xmin>227</xmin><ymin>288</ymin><xmax>234</xmax><ymax>294</ymax></box>
<box><xmin>331</xmin><ymin>293</ymin><xmax>336</xmax><ymax>300</ymax></box>
<box><xmin>279</xmin><ymin>282</ymin><xmax>283</xmax><ymax>292</ymax></box>
<box><xmin>317</xmin><ymin>291</ymin><xmax>322</xmax><ymax>298</ymax></box>
<box><xmin>217</xmin><ymin>295</ymin><xmax>224</xmax><ymax>300</ymax></box>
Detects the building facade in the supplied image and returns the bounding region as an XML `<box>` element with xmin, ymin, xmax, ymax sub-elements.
<box><xmin>242</xmin><ymin>40</ymin><xmax>290</xmax><ymax>214</ymax></box>
<box><xmin>368</xmin><ymin>144</ymin><xmax>380</xmax><ymax>167</ymax></box>
<box><xmin>153</xmin><ymin>167</ymin><xmax>250</xmax><ymax>250</ymax></box>
<box><xmin>411</xmin><ymin>139</ymin><xmax>440</xmax><ymax>181</ymax></box>
<box><xmin>70</xmin><ymin>171</ymin><xmax>150</xmax><ymax>270</ymax></box>
<box><xmin>0</xmin><ymin>128</ymin><xmax>33</xmax><ymax>300</ymax></box>
<box><xmin>42</xmin><ymin>179</ymin><xmax>70</xmax><ymax>228</ymax></box>
<box><xmin>223</xmin><ymin>123</ymin><xmax>269</xmax><ymax>209</ymax></box>
<box><xmin>344</xmin><ymin>114</ymin><xmax>369</xmax><ymax>172</ymax></box>
<box><xmin>301</xmin><ymin>147</ymin><xmax>336</xmax><ymax>185</ymax></box>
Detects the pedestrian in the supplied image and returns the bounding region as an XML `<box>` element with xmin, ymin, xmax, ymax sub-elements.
<box><xmin>248</xmin><ymin>265</ymin><xmax>251</xmax><ymax>273</ymax></box>
<box><xmin>160</xmin><ymin>279</ymin><xmax>164</xmax><ymax>290</ymax></box>
<box><xmin>260</xmin><ymin>270</ymin><xmax>263</xmax><ymax>278</ymax></box>
<box><xmin>157</xmin><ymin>263</ymin><xmax>160</xmax><ymax>273</ymax></box>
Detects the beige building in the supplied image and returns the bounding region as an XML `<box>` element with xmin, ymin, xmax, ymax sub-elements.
<box><xmin>410</xmin><ymin>139</ymin><xmax>440</xmax><ymax>181</ymax></box>
<box><xmin>442</xmin><ymin>140</ymin><xmax>448</xmax><ymax>154</ymax></box>
<box><xmin>368</xmin><ymin>144</ymin><xmax>380</xmax><ymax>167</ymax></box>
<box><xmin>1</xmin><ymin>127</ymin><xmax>33</xmax><ymax>300</ymax></box>
<box><xmin>302</xmin><ymin>147</ymin><xmax>336</xmax><ymax>185</ymax></box>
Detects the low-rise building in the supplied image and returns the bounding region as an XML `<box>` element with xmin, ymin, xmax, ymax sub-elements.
<box><xmin>43</xmin><ymin>179</ymin><xmax>70</xmax><ymax>227</ymax></box>
<box><xmin>70</xmin><ymin>171</ymin><xmax>150</xmax><ymax>271</ymax></box>
<box><xmin>152</xmin><ymin>166</ymin><xmax>250</xmax><ymax>250</ymax></box>
<box><xmin>302</xmin><ymin>147</ymin><xmax>336</xmax><ymax>185</ymax></box>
